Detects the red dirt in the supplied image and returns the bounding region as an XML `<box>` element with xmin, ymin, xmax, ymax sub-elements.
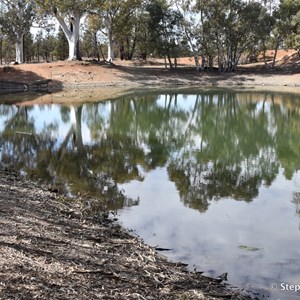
<box><xmin>0</xmin><ymin>50</ymin><xmax>300</xmax><ymax>94</ymax></box>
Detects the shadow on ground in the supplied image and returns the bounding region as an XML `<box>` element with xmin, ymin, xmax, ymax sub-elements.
<box><xmin>111</xmin><ymin>64</ymin><xmax>258</xmax><ymax>86</ymax></box>
<box><xmin>0</xmin><ymin>66</ymin><xmax>63</xmax><ymax>98</ymax></box>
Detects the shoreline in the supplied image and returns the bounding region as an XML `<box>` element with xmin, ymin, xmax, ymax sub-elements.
<box><xmin>0</xmin><ymin>61</ymin><xmax>298</xmax><ymax>299</ymax></box>
<box><xmin>1</xmin><ymin>60</ymin><xmax>300</xmax><ymax>99</ymax></box>
<box><xmin>0</xmin><ymin>169</ymin><xmax>255</xmax><ymax>299</ymax></box>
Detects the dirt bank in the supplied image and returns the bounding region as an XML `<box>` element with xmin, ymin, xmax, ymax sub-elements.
<box><xmin>0</xmin><ymin>52</ymin><xmax>300</xmax><ymax>95</ymax></box>
<box><xmin>0</xmin><ymin>169</ymin><xmax>256</xmax><ymax>300</ymax></box>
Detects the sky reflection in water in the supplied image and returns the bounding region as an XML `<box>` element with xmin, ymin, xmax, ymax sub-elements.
<box><xmin>119</xmin><ymin>167</ymin><xmax>300</xmax><ymax>299</ymax></box>
<box><xmin>1</xmin><ymin>90</ymin><xmax>300</xmax><ymax>299</ymax></box>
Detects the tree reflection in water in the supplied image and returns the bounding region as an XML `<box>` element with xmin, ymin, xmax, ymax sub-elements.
<box><xmin>292</xmin><ymin>192</ymin><xmax>300</xmax><ymax>229</ymax></box>
<box><xmin>1</xmin><ymin>90</ymin><xmax>300</xmax><ymax>214</ymax></box>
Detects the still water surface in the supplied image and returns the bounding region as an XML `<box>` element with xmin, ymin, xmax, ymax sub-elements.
<box><xmin>1</xmin><ymin>90</ymin><xmax>300</xmax><ymax>299</ymax></box>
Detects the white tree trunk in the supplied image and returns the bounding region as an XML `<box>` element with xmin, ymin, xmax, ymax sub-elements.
<box><xmin>107</xmin><ymin>28</ymin><xmax>114</xmax><ymax>62</ymax></box>
<box><xmin>55</xmin><ymin>14</ymin><xmax>81</xmax><ymax>61</ymax></box>
<box><xmin>15</xmin><ymin>34</ymin><xmax>24</xmax><ymax>64</ymax></box>
<box><xmin>67</xmin><ymin>35</ymin><xmax>78</xmax><ymax>61</ymax></box>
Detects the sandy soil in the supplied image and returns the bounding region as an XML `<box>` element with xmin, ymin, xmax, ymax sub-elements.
<box><xmin>0</xmin><ymin>50</ymin><xmax>299</xmax><ymax>95</ymax></box>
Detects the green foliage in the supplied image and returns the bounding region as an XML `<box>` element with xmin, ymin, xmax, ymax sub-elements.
<box><xmin>81</xmin><ymin>15</ymin><xmax>104</xmax><ymax>60</ymax></box>
<box><xmin>0</xmin><ymin>0</ymin><xmax>36</xmax><ymax>62</ymax></box>
<box><xmin>283</xmin><ymin>1</ymin><xmax>300</xmax><ymax>50</ymax></box>
<box><xmin>197</xmin><ymin>0</ymin><xmax>274</xmax><ymax>71</ymax></box>
<box><xmin>0</xmin><ymin>37</ymin><xmax>15</xmax><ymax>63</ymax></box>
<box><xmin>145</xmin><ymin>0</ymin><xmax>184</xmax><ymax>67</ymax></box>
<box><xmin>113</xmin><ymin>0</ymin><xmax>145</xmax><ymax>60</ymax></box>
<box><xmin>1</xmin><ymin>0</ymin><xmax>300</xmax><ymax>66</ymax></box>
<box><xmin>0</xmin><ymin>0</ymin><xmax>35</xmax><ymax>42</ymax></box>
<box><xmin>91</xmin><ymin>0</ymin><xmax>143</xmax><ymax>60</ymax></box>
<box><xmin>34</xmin><ymin>0</ymin><xmax>105</xmax><ymax>60</ymax></box>
<box><xmin>24</xmin><ymin>32</ymin><xmax>35</xmax><ymax>62</ymax></box>
<box><xmin>54</xmin><ymin>28</ymin><xmax>69</xmax><ymax>60</ymax></box>
<box><xmin>35</xmin><ymin>0</ymin><xmax>98</xmax><ymax>16</ymax></box>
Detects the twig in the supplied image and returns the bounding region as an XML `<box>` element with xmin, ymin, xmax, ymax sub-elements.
<box><xmin>204</xmin><ymin>293</ymin><xmax>232</xmax><ymax>298</ymax></box>
<box><xmin>73</xmin><ymin>269</ymin><xmax>112</xmax><ymax>275</ymax></box>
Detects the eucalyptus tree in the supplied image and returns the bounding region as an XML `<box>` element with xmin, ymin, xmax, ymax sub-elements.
<box><xmin>278</xmin><ymin>0</ymin><xmax>300</xmax><ymax>59</ymax></box>
<box><xmin>290</xmin><ymin>10</ymin><xmax>300</xmax><ymax>58</ymax></box>
<box><xmin>0</xmin><ymin>37</ymin><xmax>14</xmax><ymax>63</ymax></box>
<box><xmin>145</xmin><ymin>0</ymin><xmax>184</xmax><ymax>68</ymax></box>
<box><xmin>268</xmin><ymin>0</ymin><xmax>300</xmax><ymax>67</ymax></box>
<box><xmin>34</xmin><ymin>30</ymin><xmax>43</xmax><ymax>62</ymax></box>
<box><xmin>198</xmin><ymin>0</ymin><xmax>273</xmax><ymax>71</ymax></box>
<box><xmin>259</xmin><ymin>0</ymin><xmax>279</xmax><ymax>13</ymax></box>
<box><xmin>93</xmin><ymin>0</ymin><xmax>119</xmax><ymax>61</ymax></box>
<box><xmin>235</xmin><ymin>1</ymin><xmax>274</xmax><ymax>68</ymax></box>
<box><xmin>54</xmin><ymin>27</ymin><xmax>69</xmax><ymax>60</ymax></box>
<box><xmin>35</xmin><ymin>0</ymin><xmax>104</xmax><ymax>61</ymax></box>
<box><xmin>94</xmin><ymin>0</ymin><xmax>142</xmax><ymax>61</ymax></box>
<box><xmin>0</xmin><ymin>0</ymin><xmax>35</xmax><ymax>63</ymax></box>
<box><xmin>175</xmin><ymin>0</ymin><xmax>206</xmax><ymax>71</ymax></box>
<box><xmin>114</xmin><ymin>1</ymin><xmax>145</xmax><ymax>60</ymax></box>
<box><xmin>24</xmin><ymin>32</ymin><xmax>35</xmax><ymax>62</ymax></box>
<box><xmin>82</xmin><ymin>15</ymin><xmax>104</xmax><ymax>60</ymax></box>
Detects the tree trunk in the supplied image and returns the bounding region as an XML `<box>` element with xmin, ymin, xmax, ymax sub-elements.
<box><xmin>128</xmin><ymin>36</ymin><xmax>136</xmax><ymax>60</ymax></box>
<box><xmin>120</xmin><ymin>42</ymin><xmax>125</xmax><ymax>60</ymax></box>
<box><xmin>107</xmin><ymin>28</ymin><xmax>114</xmax><ymax>62</ymax></box>
<box><xmin>167</xmin><ymin>55</ymin><xmax>173</xmax><ymax>69</ymax></box>
<box><xmin>0</xmin><ymin>37</ymin><xmax>2</xmax><ymax>65</ymax></box>
<box><xmin>208</xmin><ymin>55</ymin><xmax>213</xmax><ymax>70</ymax></box>
<box><xmin>194</xmin><ymin>55</ymin><xmax>200</xmax><ymax>72</ymax></box>
<box><xmin>232</xmin><ymin>52</ymin><xmax>242</xmax><ymax>72</ymax></box>
<box><xmin>201</xmin><ymin>47</ymin><xmax>205</xmax><ymax>69</ymax></box>
<box><xmin>99</xmin><ymin>44</ymin><xmax>106</xmax><ymax>61</ymax></box>
<box><xmin>15</xmin><ymin>34</ymin><xmax>24</xmax><ymax>64</ymax></box>
<box><xmin>216</xmin><ymin>34</ymin><xmax>224</xmax><ymax>72</ymax></box>
<box><xmin>164</xmin><ymin>56</ymin><xmax>167</xmax><ymax>69</ymax></box>
<box><xmin>174</xmin><ymin>57</ymin><xmax>177</xmax><ymax>69</ymax></box>
<box><xmin>271</xmin><ymin>43</ymin><xmax>280</xmax><ymax>69</ymax></box>
<box><xmin>218</xmin><ymin>48</ymin><xmax>223</xmax><ymax>72</ymax></box>
<box><xmin>262</xmin><ymin>48</ymin><xmax>269</xmax><ymax>68</ymax></box>
<box><xmin>56</xmin><ymin>14</ymin><xmax>81</xmax><ymax>61</ymax></box>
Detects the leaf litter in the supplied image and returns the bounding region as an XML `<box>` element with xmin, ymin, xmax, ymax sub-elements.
<box><xmin>0</xmin><ymin>169</ymin><xmax>257</xmax><ymax>299</ymax></box>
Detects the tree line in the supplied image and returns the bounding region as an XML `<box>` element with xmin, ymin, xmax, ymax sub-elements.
<box><xmin>0</xmin><ymin>0</ymin><xmax>299</xmax><ymax>71</ymax></box>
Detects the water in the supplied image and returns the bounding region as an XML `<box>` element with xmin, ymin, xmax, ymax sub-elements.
<box><xmin>1</xmin><ymin>89</ymin><xmax>300</xmax><ymax>299</ymax></box>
